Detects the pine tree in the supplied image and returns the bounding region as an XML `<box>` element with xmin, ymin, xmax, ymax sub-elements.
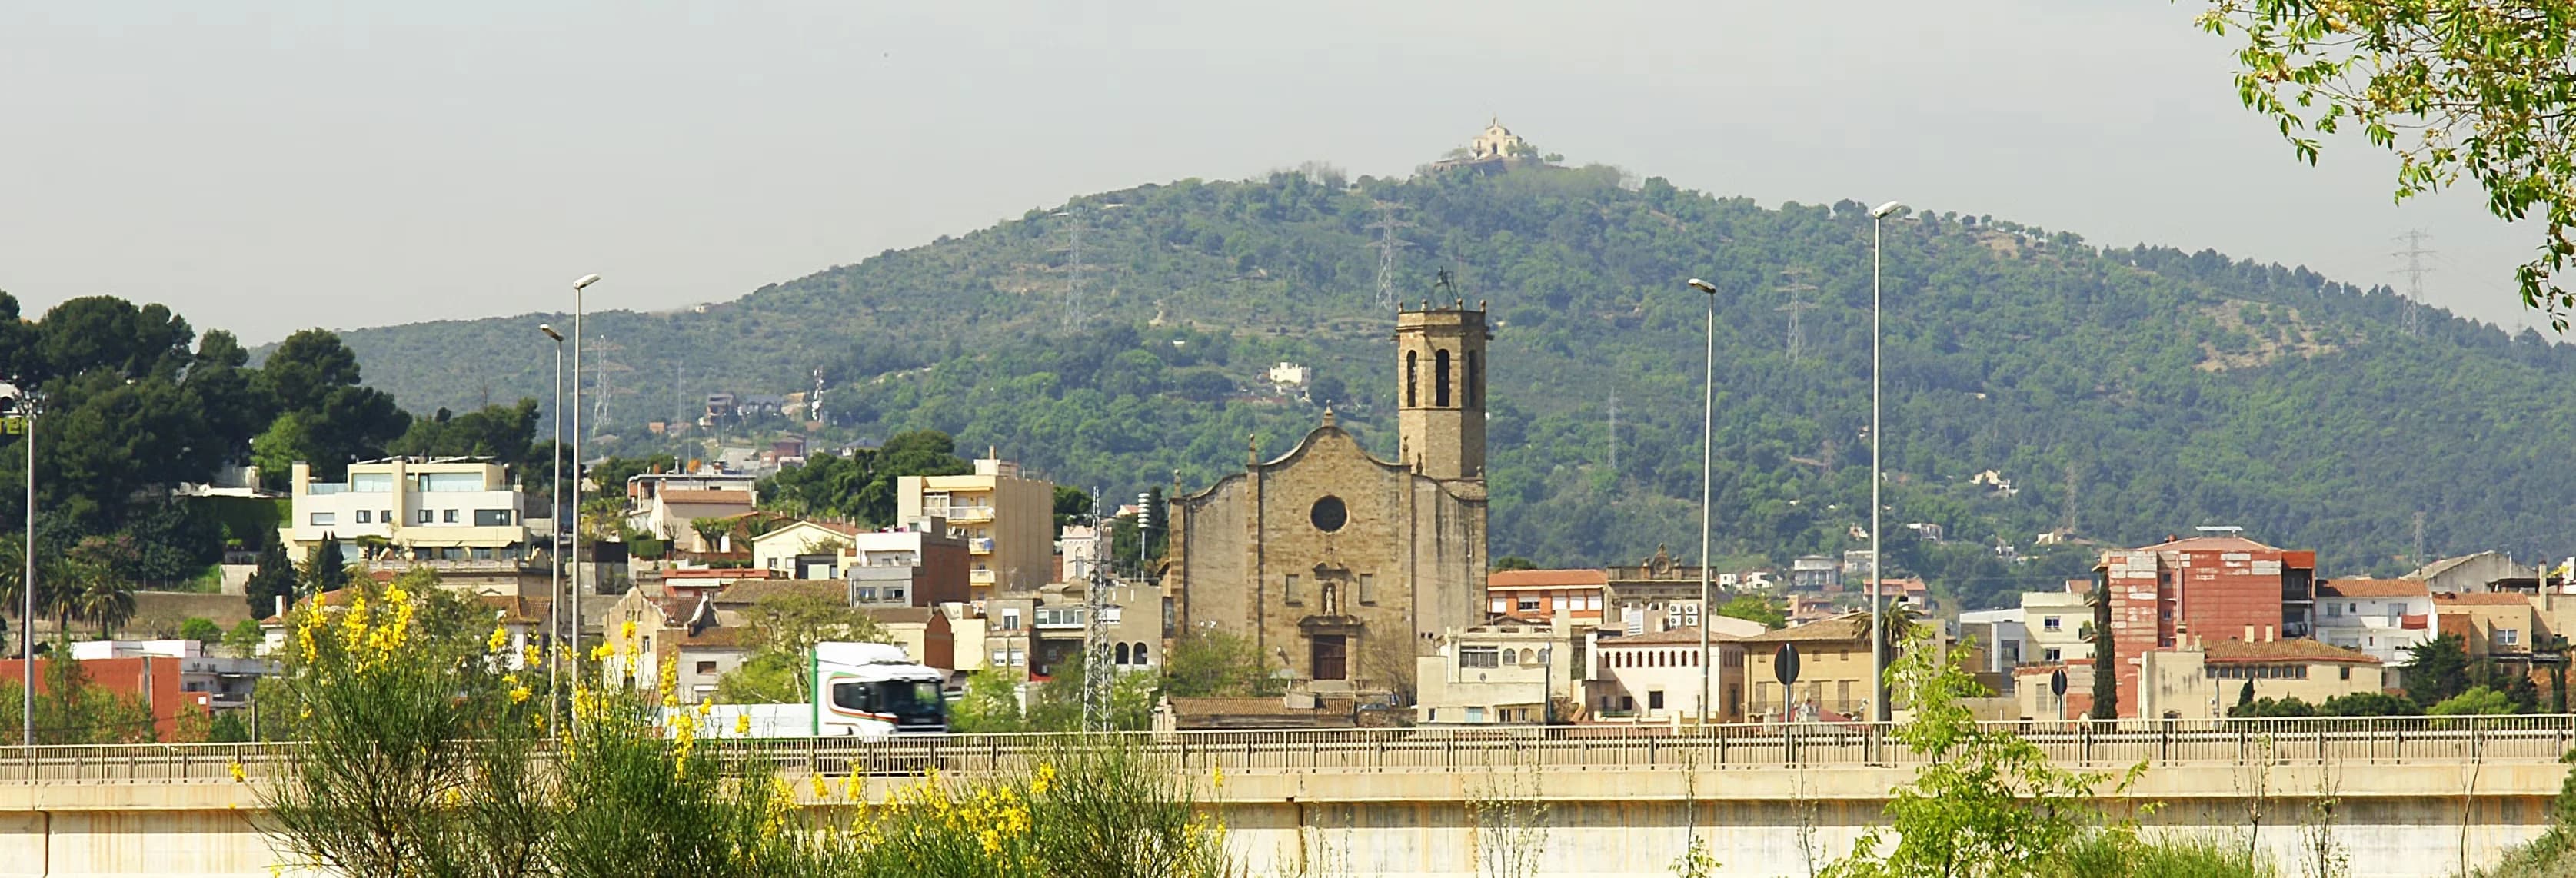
<box><xmin>243</xmin><ymin>537</ymin><xmax>298</xmax><ymax>618</ymax></box>
<box><xmin>2088</xmin><ymin>578</ymin><xmax>2116</xmax><ymax>720</ymax></box>
<box><xmin>300</xmin><ymin>534</ymin><xmax>350</xmax><ymax>598</ymax></box>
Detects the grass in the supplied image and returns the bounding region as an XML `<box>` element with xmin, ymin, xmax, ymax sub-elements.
<box><xmin>2054</xmin><ymin>832</ymin><xmax>2278</xmax><ymax>878</ymax></box>
<box><xmin>2465</xmin><ymin>827</ymin><xmax>2576</xmax><ymax>878</ymax></box>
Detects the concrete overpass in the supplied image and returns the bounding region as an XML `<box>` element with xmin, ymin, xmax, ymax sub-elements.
<box><xmin>0</xmin><ymin>717</ymin><xmax>2568</xmax><ymax>876</ymax></box>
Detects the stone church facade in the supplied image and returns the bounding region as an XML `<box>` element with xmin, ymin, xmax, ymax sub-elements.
<box><xmin>1162</xmin><ymin>304</ymin><xmax>1492</xmax><ymax>699</ymax></box>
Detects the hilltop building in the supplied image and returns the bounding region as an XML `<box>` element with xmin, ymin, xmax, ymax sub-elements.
<box><xmin>283</xmin><ymin>457</ymin><xmax>544</xmax><ymax>597</ymax></box>
<box><xmin>1163</xmin><ymin>302</ymin><xmax>1492</xmax><ymax>700</ymax></box>
<box><xmin>1426</xmin><ymin>118</ymin><xmax>1547</xmax><ymax>175</ymax></box>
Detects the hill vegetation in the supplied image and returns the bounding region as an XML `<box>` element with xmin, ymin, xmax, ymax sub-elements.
<box><xmin>330</xmin><ymin>161</ymin><xmax>2576</xmax><ymax>608</ymax></box>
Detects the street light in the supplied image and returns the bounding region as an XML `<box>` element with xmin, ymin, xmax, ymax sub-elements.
<box><xmin>568</xmin><ymin>274</ymin><xmax>600</xmax><ymax>687</ymax></box>
<box><xmin>1686</xmin><ymin>277</ymin><xmax>1719</xmax><ymax>725</ymax></box>
<box><xmin>1867</xmin><ymin>201</ymin><xmax>1902</xmax><ymax>723</ymax></box>
<box><xmin>3</xmin><ymin>387</ymin><xmax>31</xmax><ymax>747</ymax></box>
<box><xmin>538</xmin><ymin>323</ymin><xmax>564</xmax><ymax>735</ymax></box>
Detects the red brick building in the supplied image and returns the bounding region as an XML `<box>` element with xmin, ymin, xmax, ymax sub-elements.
<box><xmin>0</xmin><ymin>657</ymin><xmax>206</xmax><ymax>741</ymax></box>
<box><xmin>2095</xmin><ymin>534</ymin><xmax>2317</xmax><ymax>718</ymax></box>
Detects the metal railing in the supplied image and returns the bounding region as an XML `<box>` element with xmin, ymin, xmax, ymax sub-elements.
<box><xmin>3</xmin><ymin>716</ymin><xmax>2571</xmax><ymax>787</ymax></box>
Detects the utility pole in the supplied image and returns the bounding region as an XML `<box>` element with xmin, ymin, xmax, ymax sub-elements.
<box><xmin>2394</xmin><ymin>229</ymin><xmax>2434</xmax><ymax>338</ymax></box>
<box><xmin>1366</xmin><ymin>201</ymin><xmax>1415</xmax><ymax>311</ymax></box>
<box><xmin>1776</xmin><ymin>268</ymin><xmax>1819</xmax><ymax>362</ymax></box>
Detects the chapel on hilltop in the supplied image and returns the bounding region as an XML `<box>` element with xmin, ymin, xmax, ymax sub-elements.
<box><xmin>1160</xmin><ymin>301</ymin><xmax>1493</xmax><ymax>700</ymax></box>
<box><xmin>1426</xmin><ymin>117</ymin><xmax>1544</xmax><ymax>175</ymax></box>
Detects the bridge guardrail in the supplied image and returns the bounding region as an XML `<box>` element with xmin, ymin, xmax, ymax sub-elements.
<box><xmin>1</xmin><ymin>715</ymin><xmax>2569</xmax><ymax>785</ymax></box>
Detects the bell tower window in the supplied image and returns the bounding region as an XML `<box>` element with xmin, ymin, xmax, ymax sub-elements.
<box><xmin>1406</xmin><ymin>351</ymin><xmax>1419</xmax><ymax>407</ymax></box>
<box><xmin>1435</xmin><ymin>349</ymin><xmax>1452</xmax><ymax>407</ymax></box>
<box><xmin>1466</xmin><ymin>351</ymin><xmax>1482</xmax><ymax>408</ymax></box>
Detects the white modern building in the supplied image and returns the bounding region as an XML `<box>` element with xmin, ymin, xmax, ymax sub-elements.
<box><xmin>2020</xmin><ymin>587</ymin><xmax>2095</xmax><ymax>664</ymax></box>
<box><xmin>285</xmin><ymin>458</ymin><xmax>537</xmax><ymax>568</ymax></box>
<box><xmin>2312</xmin><ymin>578</ymin><xmax>2436</xmax><ymax>668</ymax></box>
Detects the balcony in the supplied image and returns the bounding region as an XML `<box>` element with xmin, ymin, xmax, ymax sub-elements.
<box><xmin>2402</xmin><ymin>614</ymin><xmax>2430</xmax><ymax>630</ymax></box>
<box><xmin>925</xmin><ymin>505</ymin><xmax>994</xmax><ymax>523</ymax></box>
<box><xmin>969</xmin><ymin>537</ymin><xmax>996</xmax><ymax>554</ymax></box>
<box><xmin>970</xmin><ymin>569</ymin><xmax>998</xmax><ymax>585</ymax></box>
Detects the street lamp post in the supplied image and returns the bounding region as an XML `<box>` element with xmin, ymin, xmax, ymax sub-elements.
<box><xmin>568</xmin><ymin>274</ymin><xmax>600</xmax><ymax>687</ymax></box>
<box><xmin>539</xmin><ymin>323</ymin><xmax>564</xmax><ymax>734</ymax></box>
<box><xmin>9</xmin><ymin>391</ymin><xmax>31</xmax><ymax>747</ymax></box>
<box><xmin>1867</xmin><ymin>201</ymin><xmax>1903</xmax><ymax>723</ymax></box>
<box><xmin>1686</xmin><ymin>277</ymin><xmax>1719</xmax><ymax>726</ymax></box>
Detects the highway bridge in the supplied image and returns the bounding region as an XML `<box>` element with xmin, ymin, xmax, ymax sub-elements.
<box><xmin>0</xmin><ymin>716</ymin><xmax>2566</xmax><ymax>876</ymax></box>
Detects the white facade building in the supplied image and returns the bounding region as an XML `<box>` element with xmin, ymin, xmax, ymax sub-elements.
<box><xmin>2021</xmin><ymin>588</ymin><xmax>2095</xmax><ymax>664</ymax></box>
<box><xmin>285</xmin><ymin>458</ymin><xmax>534</xmax><ymax>565</ymax></box>
<box><xmin>2312</xmin><ymin>578</ymin><xmax>2436</xmax><ymax>667</ymax></box>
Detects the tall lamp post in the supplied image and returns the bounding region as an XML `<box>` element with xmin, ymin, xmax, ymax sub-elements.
<box><xmin>1867</xmin><ymin>201</ymin><xmax>1903</xmax><ymax>723</ymax></box>
<box><xmin>6</xmin><ymin>387</ymin><xmax>31</xmax><ymax>747</ymax></box>
<box><xmin>1686</xmin><ymin>277</ymin><xmax>1719</xmax><ymax>725</ymax></box>
<box><xmin>568</xmin><ymin>274</ymin><xmax>601</xmax><ymax>681</ymax></box>
<box><xmin>539</xmin><ymin>323</ymin><xmax>564</xmax><ymax>733</ymax></box>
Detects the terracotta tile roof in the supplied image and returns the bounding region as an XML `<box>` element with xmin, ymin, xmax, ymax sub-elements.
<box><xmin>2434</xmin><ymin>592</ymin><xmax>2533</xmax><ymax>606</ymax></box>
<box><xmin>675</xmin><ymin>627</ymin><xmax>743</xmax><ymax>649</ymax></box>
<box><xmin>1167</xmin><ymin>696</ymin><xmax>1355</xmax><ymax>718</ymax></box>
<box><xmin>714</xmin><ymin>580</ymin><xmax>847</xmax><ymax>606</ymax></box>
<box><xmin>1742</xmin><ymin>613</ymin><xmax>1871</xmax><ymax>644</ymax></box>
<box><xmin>863</xmin><ymin>607</ymin><xmax>935</xmax><ymax>625</ymax></box>
<box><xmin>1487</xmin><ymin>569</ymin><xmax>1609</xmax><ymax>588</ymax></box>
<box><xmin>667</xmin><ymin>567</ymin><xmax>774</xmax><ymax>580</ymax></box>
<box><xmin>657</xmin><ymin>489</ymin><xmax>754</xmax><ymax>506</ymax></box>
<box><xmin>2136</xmin><ymin>534</ymin><xmax>2279</xmax><ymax>552</ymax></box>
<box><xmin>1599</xmin><ymin>626</ymin><xmax>1753</xmax><ymax>646</ymax></box>
<box><xmin>476</xmin><ymin>595</ymin><xmax>549</xmax><ymax>625</ymax></box>
<box><xmin>2202</xmin><ymin>638</ymin><xmax>2380</xmax><ymax>664</ymax></box>
<box><xmin>2316</xmin><ymin>579</ymin><xmax>2431</xmax><ymax>599</ymax></box>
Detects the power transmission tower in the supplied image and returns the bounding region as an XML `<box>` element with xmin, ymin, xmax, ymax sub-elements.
<box><xmin>1080</xmin><ymin>491</ymin><xmax>1116</xmax><ymax>732</ymax></box>
<box><xmin>584</xmin><ymin>337</ymin><xmax>630</xmax><ymax>437</ymax></box>
<box><xmin>1776</xmin><ymin>268</ymin><xmax>1819</xmax><ymax>361</ymax></box>
<box><xmin>1053</xmin><ymin>205</ymin><xmax>1124</xmax><ymax>331</ymax></box>
<box><xmin>2413</xmin><ymin>511</ymin><xmax>2428</xmax><ymax>567</ymax></box>
<box><xmin>672</xmin><ymin>362</ymin><xmax>686</xmax><ymax>429</ymax></box>
<box><xmin>1366</xmin><ymin>201</ymin><xmax>1415</xmax><ymax>310</ymax></box>
<box><xmin>2393</xmin><ymin>229</ymin><xmax>2434</xmax><ymax>338</ymax></box>
<box><xmin>1605</xmin><ymin>391</ymin><xmax>1619</xmax><ymax>477</ymax></box>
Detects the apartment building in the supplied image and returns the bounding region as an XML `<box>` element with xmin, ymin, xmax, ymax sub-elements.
<box><xmin>284</xmin><ymin>458</ymin><xmax>542</xmax><ymax>596</ymax></box>
<box><xmin>1741</xmin><ymin>613</ymin><xmax>1876</xmax><ymax>722</ymax></box>
<box><xmin>2022</xmin><ymin>586</ymin><xmax>2094</xmax><ymax>664</ymax></box>
<box><xmin>625</xmin><ymin>471</ymin><xmax>758</xmax><ymax>553</ymax></box>
<box><xmin>2434</xmin><ymin>591</ymin><xmax>2540</xmax><ymax>661</ymax></box>
<box><xmin>2095</xmin><ymin>531</ymin><xmax>2318</xmax><ymax>718</ymax></box>
<box><xmin>2134</xmin><ymin>634</ymin><xmax>2385</xmax><ymax>720</ymax></box>
<box><xmin>1584</xmin><ymin>624</ymin><xmax>1758</xmax><ymax>723</ymax></box>
<box><xmin>1416</xmin><ymin>619</ymin><xmax>1587</xmax><ymax>725</ymax></box>
<box><xmin>2311</xmin><ymin>578</ymin><xmax>2435</xmax><ymax>670</ymax></box>
<box><xmin>747</xmin><ymin>519</ymin><xmax>970</xmax><ymax>607</ymax></box>
<box><xmin>1484</xmin><ymin>568</ymin><xmax>1608</xmax><ymax>626</ymax></box>
<box><xmin>897</xmin><ymin>454</ymin><xmax>1053</xmax><ymax>599</ymax></box>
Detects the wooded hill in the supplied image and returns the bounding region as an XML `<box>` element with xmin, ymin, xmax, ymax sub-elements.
<box><xmin>331</xmin><ymin>163</ymin><xmax>2576</xmax><ymax>608</ymax></box>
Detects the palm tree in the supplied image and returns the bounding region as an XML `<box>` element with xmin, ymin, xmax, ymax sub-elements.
<box><xmin>1875</xmin><ymin>604</ymin><xmax>1923</xmax><ymax>657</ymax></box>
<box><xmin>74</xmin><ymin>573</ymin><xmax>135</xmax><ymax>639</ymax></box>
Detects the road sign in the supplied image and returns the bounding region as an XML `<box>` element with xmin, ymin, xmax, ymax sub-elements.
<box><xmin>1773</xmin><ymin>643</ymin><xmax>1801</xmax><ymax>687</ymax></box>
<box><xmin>2049</xmin><ymin>668</ymin><xmax>2069</xmax><ymax>697</ymax></box>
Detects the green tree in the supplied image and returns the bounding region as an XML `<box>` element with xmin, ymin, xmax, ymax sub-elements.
<box><xmin>384</xmin><ymin>398</ymin><xmax>541</xmax><ymax>467</ymax></box>
<box><xmin>1715</xmin><ymin>594</ymin><xmax>1787</xmax><ymax>630</ymax></box>
<box><xmin>2405</xmin><ymin>633</ymin><xmax>2474</xmax><ymax>708</ymax></box>
<box><xmin>1491</xmin><ymin>556</ymin><xmax>1539</xmax><ymax>571</ymax></box>
<box><xmin>1162</xmin><ymin>627</ymin><xmax>1281</xmax><ymax>698</ymax></box>
<box><xmin>253</xmin><ymin>329</ymin><xmax>410</xmax><ymax>482</ymax></box>
<box><xmin>713</xmin><ymin>591</ymin><xmax>889</xmax><ymax>703</ymax></box>
<box><xmin>178</xmin><ymin>617</ymin><xmax>222</xmax><ymax>645</ymax></box>
<box><xmin>948</xmin><ymin>669</ymin><xmax>1026</xmax><ymax>733</ymax></box>
<box><xmin>2089</xmin><ymin>583</ymin><xmax>2117</xmax><ymax>720</ymax></box>
<box><xmin>1052</xmin><ymin>484</ymin><xmax>1093</xmax><ymax>528</ymax></box>
<box><xmin>223</xmin><ymin>618</ymin><xmax>266</xmax><ymax>658</ymax></box>
<box><xmin>301</xmin><ymin>534</ymin><xmax>351</xmax><ymax>597</ymax></box>
<box><xmin>2431</xmin><ymin>685</ymin><xmax>2514</xmax><ymax>716</ymax></box>
<box><xmin>2318</xmin><ymin>690</ymin><xmax>2418</xmax><ymax>717</ymax></box>
<box><xmin>2201</xmin><ymin>0</ymin><xmax>2576</xmax><ymax>321</ymax></box>
<box><xmin>244</xmin><ymin>536</ymin><xmax>298</xmax><ymax>618</ymax></box>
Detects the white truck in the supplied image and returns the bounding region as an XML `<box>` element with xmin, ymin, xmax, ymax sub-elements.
<box><xmin>673</xmin><ymin>641</ymin><xmax>948</xmax><ymax>740</ymax></box>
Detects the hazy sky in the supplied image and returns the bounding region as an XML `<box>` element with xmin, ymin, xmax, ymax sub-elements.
<box><xmin>0</xmin><ymin>2</ymin><xmax>2542</xmax><ymax>344</ymax></box>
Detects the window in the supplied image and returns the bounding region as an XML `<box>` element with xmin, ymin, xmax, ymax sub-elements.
<box><xmin>1406</xmin><ymin>351</ymin><xmax>1418</xmax><ymax>407</ymax></box>
<box><xmin>2324</xmin><ymin>603</ymin><xmax>2341</xmax><ymax>617</ymax></box>
<box><xmin>381</xmin><ymin>509</ymin><xmax>393</xmax><ymax>524</ymax></box>
<box><xmin>1466</xmin><ymin>707</ymin><xmax>1486</xmax><ymax>723</ymax></box>
<box><xmin>1553</xmin><ymin>595</ymin><xmax>1569</xmax><ymax>610</ymax></box>
<box><xmin>308</xmin><ymin>512</ymin><xmax>334</xmax><ymax>526</ymax></box>
<box><xmin>1283</xmin><ymin>574</ymin><xmax>1300</xmax><ymax>604</ymax></box>
<box><xmin>2043</xmin><ymin>648</ymin><xmax>2062</xmax><ymax>662</ymax></box>
<box><xmin>1000</xmin><ymin>610</ymin><xmax>1021</xmax><ymax>630</ymax></box>
<box><xmin>1517</xmin><ymin>597</ymin><xmax>1542</xmax><ymax>612</ymax></box>
<box><xmin>1648</xmin><ymin>690</ymin><xmax>1665</xmax><ymax>710</ymax></box>
<box><xmin>2340</xmin><ymin>666</ymin><xmax>2351</xmax><ymax>680</ymax></box>
<box><xmin>418</xmin><ymin>509</ymin><xmax>434</xmax><ymax>524</ymax></box>
<box><xmin>854</xmin><ymin>587</ymin><xmax>877</xmax><ymax>602</ymax></box>
<box><xmin>1309</xmin><ymin>497</ymin><xmax>1346</xmax><ymax>532</ymax></box>
<box><xmin>474</xmin><ymin>509</ymin><xmax>512</xmax><ymax>527</ymax></box>
<box><xmin>349</xmin><ymin>473</ymin><xmax>394</xmax><ymax>493</ymax></box>
<box><xmin>1466</xmin><ymin>350</ymin><xmax>1482</xmax><ymax>407</ymax></box>
<box><xmin>1133</xmin><ymin>643</ymin><xmax>1148</xmax><ymax>665</ymax></box>
<box><xmin>443</xmin><ymin>509</ymin><xmax>460</xmax><ymax>524</ymax></box>
<box><xmin>695</xmin><ymin>661</ymin><xmax>717</xmax><ymax>675</ymax></box>
<box><xmin>2042</xmin><ymin>616</ymin><xmax>2061</xmax><ymax>632</ymax></box>
<box><xmin>1116</xmin><ymin>643</ymin><xmax>1131</xmax><ymax>664</ymax></box>
<box><xmin>2348</xmin><ymin>603</ymin><xmax>2359</xmax><ymax>614</ymax></box>
<box><xmin>887</xmin><ymin>587</ymin><xmax>906</xmax><ymax>604</ymax></box>
<box><xmin>354</xmin><ymin>510</ymin><xmax>371</xmax><ymax>524</ymax></box>
<box><xmin>1435</xmin><ymin>349</ymin><xmax>1453</xmax><ymax>407</ymax></box>
<box><xmin>2501</xmin><ymin>629</ymin><xmax>2523</xmax><ymax>646</ymax></box>
<box><xmin>1621</xmin><ymin>695</ymin><xmax>1636</xmax><ymax>711</ymax></box>
<box><xmin>1585</xmin><ymin>594</ymin><xmax>1601</xmax><ymax>610</ymax></box>
<box><xmin>1460</xmin><ymin>647</ymin><xmax>1500</xmax><ymax>668</ymax></box>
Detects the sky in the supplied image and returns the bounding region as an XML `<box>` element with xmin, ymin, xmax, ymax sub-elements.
<box><xmin>0</xmin><ymin>2</ymin><xmax>2544</xmax><ymax>344</ymax></box>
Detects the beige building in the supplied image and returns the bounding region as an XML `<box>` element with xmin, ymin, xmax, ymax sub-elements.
<box><xmin>2021</xmin><ymin>587</ymin><xmax>2094</xmax><ymax>664</ymax></box>
<box><xmin>1416</xmin><ymin>619</ymin><xmax>1585</xmax><ymax>725</ymax></box>
<box><xmin>898</xmin><ymin>454</ymin><xmax>1053</xmax><ymax>599</ymax></box>
<box><xmin>2132</xmin><ymin>636</ymin><xmax>2385</xmax><ymax>720</ymax></box>
<box><xmin>1163</xmin><ymin>304</ymin><xmax>1489</xmax><ymax>700</ymax></box>
<box><xmin>1741</xmin><ymin>614</ymin><xmax>1876</xmax><ymax>722</ymax></box>
<box><xmin>284</xmin><ymin>458</ymin><xmax>544</xmax><ymax>597</ymax></box>
<box><xmin>2435</xmin><ymin>591</ymin><xmax>2541</xmax><ymax>660</ymax></box>
<box><xmin>1585</xmin><ymin>624</ymin><xmax>1761</xmax><ymax>723</ymax></box>
<box><xmin>625</xmin><ymin>471</ymin><xmax>758</xmax><ymax>553</ymax></box>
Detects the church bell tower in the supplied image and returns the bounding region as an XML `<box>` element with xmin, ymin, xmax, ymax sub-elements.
<box><xmin>1394</xmin><ymin>301</ymin><xmax>1489</xmax><ymax>481</ymax></box>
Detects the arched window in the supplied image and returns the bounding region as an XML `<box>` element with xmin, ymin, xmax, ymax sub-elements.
<box><xmin>1435</xmin><ymin>349</ymin><xmax>1453</xmax><ymax>407</ymax></box>
<box><xmin>1115</xmin><ymin>643</ymin><xmax>1130</xmax><ymax>664</ymax></box>
<box><xmin>1466</xmin><ymin>351</ymin><xmax>1482</xmax><ymax>407</ymax></box>
<box><xmin>1133</xmin><ymin>643</ymin><xmax>1149</xmax><ymax>665</ymax></box>
<box><xmin>1406</xmin><ymin>351</ymin><xmax>1419</xmax><ymax>407</ymax></box>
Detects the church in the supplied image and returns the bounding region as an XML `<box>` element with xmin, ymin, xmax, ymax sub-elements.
<box><xmin>1161</xmin><ymin>302</ymin><xmax>1491</xmax><ymax>700</ymax></box>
